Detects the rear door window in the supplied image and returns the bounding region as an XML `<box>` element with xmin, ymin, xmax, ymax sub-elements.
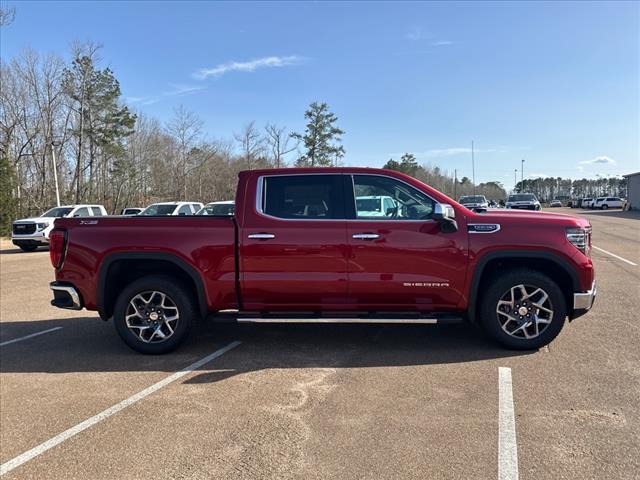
<box><xmin>73</xmin><ymin>207</ymin><xmax>90</xmax><ymax>217</ymax></box>
<box><xmin>91</xmin><ymin>207</ymin><xmax>104</xmax><ymax>216</ymax></box>
<box><xmin>262</xmin><ymin>175</ymin><xmax>345</xmax><ymax>219</ymax></box>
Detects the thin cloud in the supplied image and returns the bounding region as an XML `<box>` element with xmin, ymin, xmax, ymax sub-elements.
<box><xmin>405</xmin><ymin>27</ymin><xmax>430</xmax><ymax>41</ymax></box>
<box><xmin>193</xmin><ymin>55</ymin><xmax>304</xmax><ymax>80</ymax></box>
<box><xmin>430</xmin><ymin>40</ymin><xmax>454</xmax><ymax>47</ymax></box>
<box><xmin>126</xmin><ymin>84</ymin><xmax>205</xmax><ymax>106</ymax></box>
<box><xmin>579</xmin><ymin>156</ymin><xmax>617</xmax><ymax>165</ymax></box>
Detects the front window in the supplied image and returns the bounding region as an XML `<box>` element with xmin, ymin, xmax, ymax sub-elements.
<box><xmin>176</xmin><ymin>205</ymin><xmax>192</xmax><ymax>215</ymax></box>
<box><xmin>42</xmin><ymin>207</ymin><xmax>73</xmax><ymax>217</ymax></box>
<box><xmin>140</xmin><ymin>204</ymin><xmax>178</xmax><ymax>216</ymax></box>
<box><xmin>508</xmin><ymin>194</ymin><xmax>536</xmax><ymax>202</ymax></box>
<box><xmin>262</xmin><ymin>175</ymin><xmax>344</xmax><ymax>219</ymax></box>
<box><xmin>353</xmin><ymin>175</ymin><xmax>435</xmax><ymax>220</ymax></box>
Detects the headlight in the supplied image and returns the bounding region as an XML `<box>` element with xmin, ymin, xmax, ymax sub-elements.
<box><xmin>37</xmin><ymin>222</ymin><xmax>49</xmax><ymax>230</ymax></box>
<box><xmin>566</xmin><ymin>226</ymin><xmax>591</xmax><ymax>256</ymax></box>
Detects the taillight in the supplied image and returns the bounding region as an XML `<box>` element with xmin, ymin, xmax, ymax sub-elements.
<box><xmin>566</xmin><ymin>226</ymin><xmax>592</xmax><ymax>256</ymax></box>
<box><xmin>49</xmin><ymin>229</ymin><xmax>67</xmax><ymax>268</ymax></box>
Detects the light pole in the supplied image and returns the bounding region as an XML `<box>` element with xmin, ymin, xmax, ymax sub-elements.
<box><xmin>454</xmin><ymin>169</ymin><xmax>457</xmax><ymax>199</ymax></box>
<box><xmin>51</xmin><ymin>140</ymin><xmax>61</xmax><ymax>207</ymax></box>
<box><xmin>521</xmin><ymin>159</ymin><xmax>525</xmax><ymax>186</ymax></box>
<box><xmin>471</xmin><ymin>140</ymin><xmax>476</xmax><ymax>196</ymax></box>
<box><xmin>514</xmin><ymin>169</ymin><xmax>518</xmax><ymax>192</ymax></box>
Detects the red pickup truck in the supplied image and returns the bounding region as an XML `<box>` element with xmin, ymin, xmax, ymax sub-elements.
<box><xmin>49</xmin><ymin>168</ymin><xmax>596</xmax><ymax>354</ymax></box>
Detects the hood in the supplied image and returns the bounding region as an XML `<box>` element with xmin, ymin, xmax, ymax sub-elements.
<box><xmin>13</xmin><ymin>217</ymin><xmax>57</xmax><ymax>224</ymax></box>
<box><xmin>471</xmin><ymin>209</ymin><xmax>590</xmax><ymax>227</ymax></box>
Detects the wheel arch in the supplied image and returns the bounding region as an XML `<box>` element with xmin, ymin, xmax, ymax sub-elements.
<box><xmin>97</xmin><ymin>252</ymin><xmax>208</xmax><ymax>321</ymax></box>
<box><xmin>467</xmin><ymin>250</ymin><xmax>579</xmax><ymax>323</ymax></box>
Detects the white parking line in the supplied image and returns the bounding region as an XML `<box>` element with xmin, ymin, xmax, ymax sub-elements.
<box><xmin>498</xmin><ymin>367</ymin><xmax>519</xmax><ymax>480</ymax></box>
<box><xmin>0</xmin><ymin>327</ymin><xmax>63</xmax><ymax>347</ymax></box>
<box><xmin>0</xmin><ymin>340</ymin><xmax>242</xmax><ymax>476</ymax></box>
<box><xmin>593</xmin><ymin>245</ymin><xmax>637</xmax><ymax>266</ymax></box>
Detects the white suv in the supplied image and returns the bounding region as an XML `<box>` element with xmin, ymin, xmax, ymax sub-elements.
<box><xmin>594</xmin><ymin>197</ymin><xmax>624</xmax><ymax>210</ymax></box>
<box><xmin>139</xmin><ymin>202</ymin><xmax>204</xmax><ymax>216</ymax></box>
<box><xmin>12</xmin><ymin>204</ymin><xmax>107</xmax><ymax>252</ymax></box>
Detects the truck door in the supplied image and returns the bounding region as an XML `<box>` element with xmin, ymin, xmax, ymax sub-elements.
<box><xmin>239</xmin><ymin>173</ymin><xmax>348</xmax><ymax>310</ymax></box>
<box><xmin>346</xmin><ymin>174</ymin><xmax>468</xmax><ymax>311</ymax></box>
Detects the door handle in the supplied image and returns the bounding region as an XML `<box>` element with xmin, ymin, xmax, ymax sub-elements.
<box><xmin>248</xmin><ymin>233</ymin><xmax>276</xmax><ymax>240</ymax></box>
<box><xmin>352</xmin><ymin>233</ymin><xmax>380</xmax><ymax>240</ymax></box>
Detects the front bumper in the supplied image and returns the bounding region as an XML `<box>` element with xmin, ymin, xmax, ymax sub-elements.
<box><xmin>12</xmin><ymin>231</ymin><xmax>49</xmax><ymax>245</ymax></box>
<box><xmin>571</xmin><ymin>280</ymin><xmax>596</xmax><ymax>319</ymax></box>
<box><xmin>50</xmin><ymin>282</ymin><xmax>83</xmax><ymax>310</ymax></box>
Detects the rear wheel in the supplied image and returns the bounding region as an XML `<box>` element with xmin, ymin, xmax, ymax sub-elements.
<box><xmin>601</xmin><ymin>204</ymin><xmax>608</xmax><ymax>210</ymax></box>
<box><xmin>18</xmin><ymin>244</ymin><xmax>38</xmax><ymax>252</ymax></box>
<box><xmin>113</xmin><ymin>275</ymin><xmax>196</xmax><ymax>354</ymax></box>
<box><xmin>480</xmin><ymin>269</ymin><xmax>566</xmax><ymax>350</ymax></box>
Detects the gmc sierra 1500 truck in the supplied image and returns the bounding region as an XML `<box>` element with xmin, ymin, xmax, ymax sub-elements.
<box><xmin>49</xmin><ymin>168</ymin><xmax>596</xmax><ymax>354</ymax></box>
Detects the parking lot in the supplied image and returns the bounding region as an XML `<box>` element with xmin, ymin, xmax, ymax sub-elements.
<box><xmin>0</xmin><ymin>207</ymin><xmax>638</xmax><ymax>480</ymax></box>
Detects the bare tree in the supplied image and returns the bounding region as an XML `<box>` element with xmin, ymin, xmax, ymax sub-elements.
<box><xmin>234</xmin><ymin>121</ymin><xmax>264</xmax><ymax>169</ymax></box>
<box><xmin>264</xmin><ymin>123</ymin><xmax>297</xmax><ymax>168</ymax></box>
<box><xmin>166</xmin><ymin>105</ymin><xmax>203</xmax><ymax>199</ymax></box>
<box><xmin>0</xmin><ymin>5</ymin><xmax>16</xmax><ymax>27</ymax></box>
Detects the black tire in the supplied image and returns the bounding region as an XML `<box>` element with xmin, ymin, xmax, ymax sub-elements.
<box><xmin>601</xmin><ymin>204</ymin><xmax>608</xmax><ymax>210</ymax></box>
<box><xmin>18</xmin><ymin>244</ymin><xmax>38</xmax><ymax>252</ymax></box>
<box><xmin>113</xmin><ymin>275</ymin><xmax>196</xmax><ymax>354</ymax></box>
<box><xmin>479</xmin><ymin>268</ymin><xmax>566</xmax><ymax>350</ymax></box>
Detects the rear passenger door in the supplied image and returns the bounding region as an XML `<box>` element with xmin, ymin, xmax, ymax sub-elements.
<box><xmin>239</xmin><ymin>174</ymin><xmax>348</xmax><ymax>310</ymax></box>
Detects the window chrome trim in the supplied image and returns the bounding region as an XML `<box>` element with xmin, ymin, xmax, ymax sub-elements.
<box><xmin>255</xmin><ymin>172</ymin><xmax>441</xmax><ymax>222</ymax></box>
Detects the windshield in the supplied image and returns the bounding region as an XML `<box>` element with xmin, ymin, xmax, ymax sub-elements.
<box><xmin>140</xmin><ymin>204</ymin><xmax>178</xmax><ymax>216</ymax></box>
<box><xmin>356</xmin><ymin>198</ymin><xmax>382</xmax><ymax>212</ymax></box>
<box><xmin>197</xmin><ymin>204</ymin><xmax>235</xmax><ymax>216</ymax></box>
<box><xmin>41</xmin><ymin>207</ymin><xmax>74</xmax><ymax>217</ymax></box>
<box><xmin>459</xmin><ymin>196</ymin><xmax>486</xmax><ymax>203</ymax></box>
<box><xmin>508</xmin><ymin>194</ymin><xmax>536</xmax><ymax>202</ymax></box>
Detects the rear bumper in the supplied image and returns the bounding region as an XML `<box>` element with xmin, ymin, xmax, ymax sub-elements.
<box><xmin>571</xmin><ymin>280</ymin><xmax>596</xmax><ymax>319</ymax></box>
<box><xmin>50</xmin><ymin>282</ymin><xmax>83</xmax><ymax>310</ymax></box>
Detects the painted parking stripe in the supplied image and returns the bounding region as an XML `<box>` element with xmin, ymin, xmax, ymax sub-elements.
<box><xmin>0</xmin><ymin>340</ymin><xmax>242</xmax><ymax>476</ymax></box>
<box><xmin>498</xmin><ymin>367</ymin><xmax>519</xmax><ymax>480</ymax></box>
<box><xmin>0</xmin><ymin>327</ymin><xmax>63</xmax><ymax>347</ymax></box>
<box><xmin>593</xmin><ymin>245</ymin><xmax>637</xmax><ymax>266</ymax></box>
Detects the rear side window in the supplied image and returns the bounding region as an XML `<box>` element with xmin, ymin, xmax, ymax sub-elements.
<box><xmin>73</xmin><ymin>207</ymin><xmax>90</xmax><ymax>217</ymax></box>
<box><xmin>263</xmin><ymin>175</ymin><xmax>344</xmax><ymax>219</ymax></box>
<box><xmin>91</xmin><ymin>207</ymin><xmax>103</xmax><ymax>216</ymax></box>
<box><xmin>177</xmin><ymin>205</ymin><xmax>192</xmax><ymax>215</ymax></box>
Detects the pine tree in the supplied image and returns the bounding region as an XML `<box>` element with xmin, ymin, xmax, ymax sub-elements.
<box><xmin>291</xmin><ymin>102</ymin><xmax>345</xmax><ymax>166</ymax></box>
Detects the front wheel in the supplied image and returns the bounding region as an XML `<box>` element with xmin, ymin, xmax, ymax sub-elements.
<box><xmin>113</xmin><ymin>275</ymin><xmax>196</xmax><ymax>354</ymax></box>
<box><xmin>480</xmin><ymin>269</ymin><xmax>566</xmax><ymax>350</ymax></box>
<box><xmin>601</xmin><ymin>204</ymin><xmax>608</xmax><ymax>210</ymax></box>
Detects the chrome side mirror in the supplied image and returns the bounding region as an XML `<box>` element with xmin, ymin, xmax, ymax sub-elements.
<box><xmin>433</xmin><ymin>203</ymin><xmax>458</xmax><ymax>232</ymax></box>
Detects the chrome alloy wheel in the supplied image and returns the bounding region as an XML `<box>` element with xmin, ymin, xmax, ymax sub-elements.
<box><xmin>496</xmin><ymin>284</ymin><xmax>554</xmax><ymax>340</ymax></box>
<box><xmin>125</xmin><ymin>291</ymin><xmax>179</xmax><ymax>343</ymax></box>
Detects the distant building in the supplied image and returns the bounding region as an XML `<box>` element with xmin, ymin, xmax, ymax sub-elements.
<box><xmin>624</xmin><ymin>172</ymin><xmax>640</xmax><ymax>210</ymax></box>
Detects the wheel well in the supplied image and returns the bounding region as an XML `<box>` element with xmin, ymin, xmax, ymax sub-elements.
<box><xmin>99</xmin><ymin>257</ymin><xmax>206</xmax><ymax>320</ymax></box>
<box><xmin>473</xmin><ymin>257</ymin><xmax>574</xmax><ymax>321</ymax></box>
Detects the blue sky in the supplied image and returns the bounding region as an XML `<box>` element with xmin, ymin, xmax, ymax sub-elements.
<box><xmin>2</xmin><ymin>1</ymin><xmax>638</xmax><ymax>188</ymax></box>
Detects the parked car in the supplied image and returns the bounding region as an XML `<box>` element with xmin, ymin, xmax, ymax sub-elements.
<box><xmin>581</xmin><ymin>198</ymin><xmax>594</xmax><ymax>209</ymax></box>
<box><xmin>458</xmin><ymin>195</ymin><xmax>489</xmax><ymax>210</ymax></box>
<box><xmin>120</xmin><ymin>208</ymin><xmax>143</xmax><ymax>215</ymax></box>
<box><xmin>594</xmin><ymin>197</ymin><xmax>624</xmax><ymax>210</ymax></box>
<box><xmin>196</xmin><ymin>201</ymin><xmax>235</xmax><ymax>216</ymax></box>
<box><xmin>354</xmin><ymin>196</ymin><xmax>398</xmax><ymax>217</ymax></box>
<box><xmin>139</xmin><ymin>202</ymin><xmax>204</xmax><ymax>216</ymax></box>
<box><xmin>505</xmin><ymin>193</ymin><xmax>541</xmax><ymax>211</ymax></box>
<box><xmin>12</xmin><ymin>204</ymin><xmax>107</xmax><ymax>252</ymax></box>
<box><xmin>49</xmin><ymin>167</ymin><xmax>596</xmax><ymax>354</ymax></box>
<box><xmin>549</xmin><ymin>200</ymin><xmax>562</xmax><ymax>207</ymax></box>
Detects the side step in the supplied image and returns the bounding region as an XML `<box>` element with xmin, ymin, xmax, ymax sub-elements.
<box><xmin>213</xmin><ymin>311</ymin><xmax>463</xmax><ymax>325</ymax></box>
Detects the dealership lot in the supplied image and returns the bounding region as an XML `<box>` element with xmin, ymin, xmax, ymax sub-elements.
<box><xmin>1</xmin><ymin>208</ymin><xmax>638</xmax><ymax>480</ymax></box>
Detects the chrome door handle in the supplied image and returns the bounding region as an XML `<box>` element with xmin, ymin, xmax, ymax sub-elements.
<box><xmin>248</xmin><ymin>233</ymin><xmax>275</xmax><ymax>240</ymax></box>
<box><xmin>352</xmin><ymin>233</ymin><xmax>380</xmax><ymax>240</ymax></box>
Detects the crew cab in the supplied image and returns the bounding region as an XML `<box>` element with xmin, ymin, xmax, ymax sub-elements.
<box><xmin>48</xmin><ymin>168</ymin><xmax>596</xmax><ymax>354</ymax></box>
<box><xmin>12</xmin><ymin>204</ymin><xmax>107</xmax><ymax>252</ymax></box>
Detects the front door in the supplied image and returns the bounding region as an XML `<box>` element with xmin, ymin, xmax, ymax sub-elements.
<box><xmin>346</xmin><ymin>174</ymin><xmax>468</xmax><ymax>311</ymax></box>
<box><xmin>240</xmin><ymin>173</ymin><xmax>348</xmax><ymax>310</ymax></box>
